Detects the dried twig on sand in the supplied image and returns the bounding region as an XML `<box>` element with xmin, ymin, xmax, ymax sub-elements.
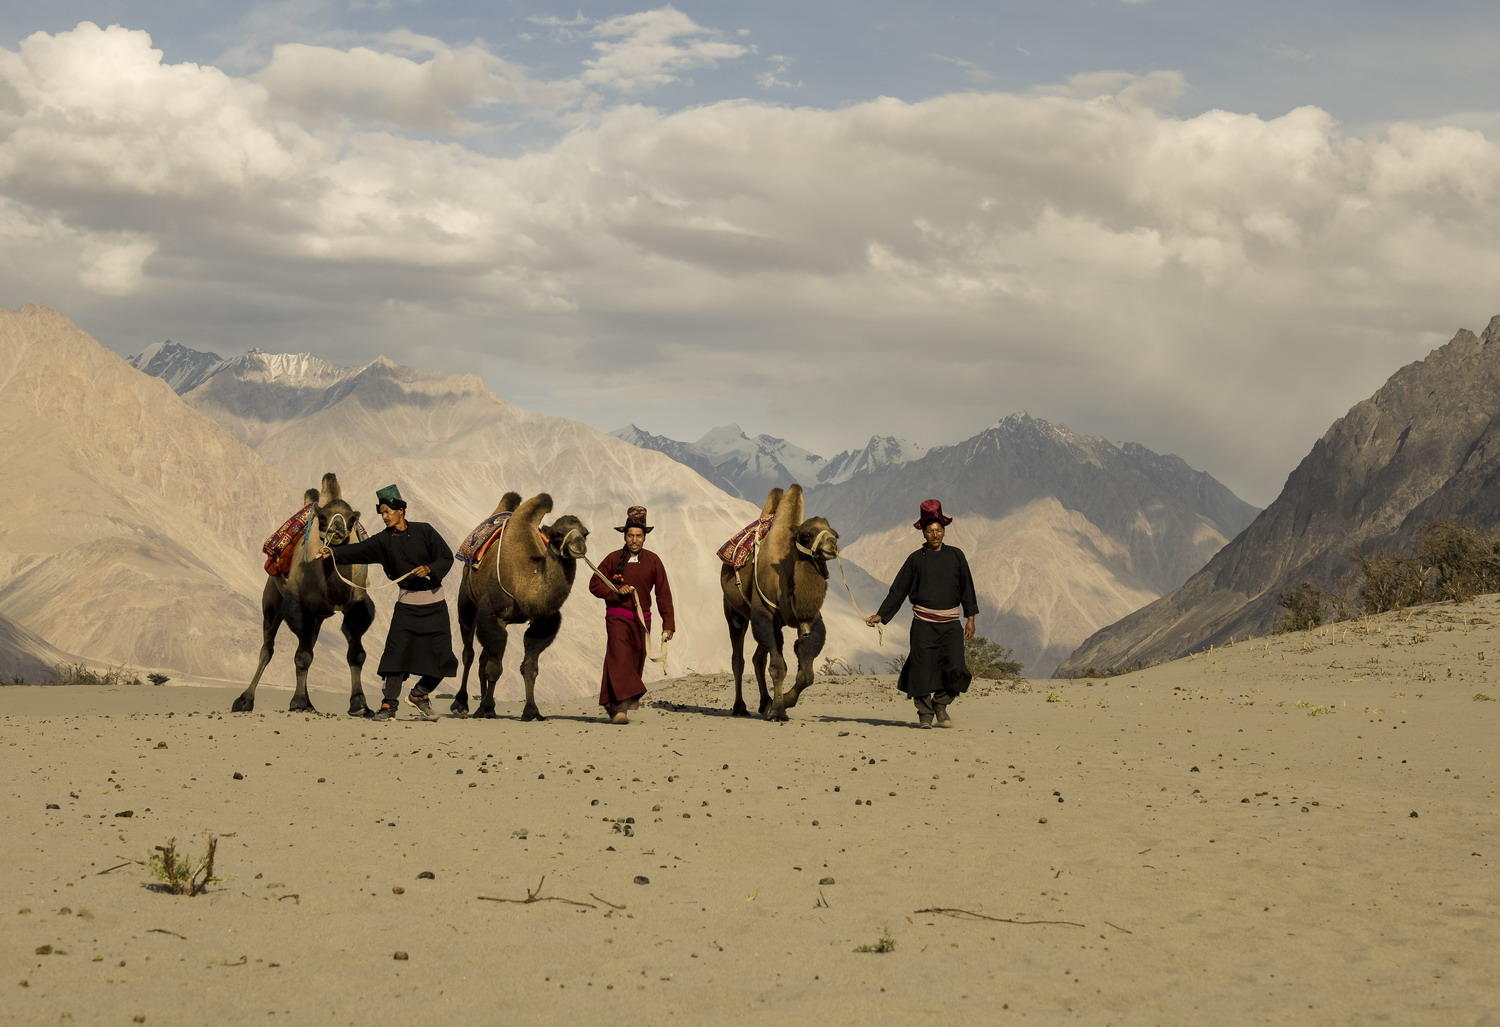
<box><xmin>914</xmin><ymin>907</ymin><xmax>1085</xmax><ymax>928</ymax></box>
<box><xmin>478</xmin><ymin>876</ymin><xmax>596</xmax><ymax>909</ymax></box>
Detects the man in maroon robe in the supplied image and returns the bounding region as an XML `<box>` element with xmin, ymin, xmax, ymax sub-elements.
<box><xmin>589</xmin><ymin>506</ymin><xmax>675</xmax><ymax>724</ymax></box>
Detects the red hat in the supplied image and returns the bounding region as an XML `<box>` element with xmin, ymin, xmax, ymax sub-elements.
<box><xmin>614</xmin><ymin>505</ymin><xmax>653</xmax><ymax>534</ymax></box>
<box><xmin>913</xmin><ymin>499</ymin><xmax>953</xmax><ymax>530</ymax></box>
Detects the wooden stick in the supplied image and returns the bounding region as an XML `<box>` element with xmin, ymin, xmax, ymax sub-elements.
<box><xmin>914</xmin><ymin>907</ymin><xmax>1085</xmax><ymax>928</ymax></box>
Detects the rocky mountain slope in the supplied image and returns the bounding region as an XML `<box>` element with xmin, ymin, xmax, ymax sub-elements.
<box><xmin>812</xmin><ymin>414</ymin><xmax>1259</xmax><ymax>675</ymax></box>
<box><xmin>0</xmin><ymin>612</ymin><xmax>69</xmax><ymax>682</ymax></box>
<box><xmin>127</xmin><ymin>340</ymin><xmax>227</xmax><ymax>393</ymax></box>
<box><xmin>1059</xmin><ymin>316</ymin><xmax>1500</xmax><ymax>675</ymax></box>
<box><xmin>0</xmin><ymin>305</ymin><xmax>290</xmax><ymax>681</ymax></box>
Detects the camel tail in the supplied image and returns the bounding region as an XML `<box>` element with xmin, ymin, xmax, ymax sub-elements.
<box><xmin>320</xmin><ymin>472</ymin><xmax>342</xmax><ymax>502</ymax></box>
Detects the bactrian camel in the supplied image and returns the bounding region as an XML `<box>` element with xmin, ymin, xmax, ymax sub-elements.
<box><xmin>450</xmin><ymin>492</ymin><xmax>589</xmax><ymax>721</ymax></box>
<box><xmin>232</xmin><ymin>473</ymin><xmax>377</xmax><ymax>715</ymax></box>
<box><xmin>721</xmin><ymin>484</ymin><xmax>840</xmax><ymax>721</ymax></box>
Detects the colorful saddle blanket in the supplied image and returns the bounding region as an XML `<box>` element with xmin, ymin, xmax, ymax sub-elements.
<box><xmin>261</xmin><ymin>503</ymin><xmax>369</xmax><ymax>577</ymax></box>
<box><xmin>457</xmin><ymin>512</ymin><xmax>512</xmax><ymax>565</ymax></box>
<box><xmin>716</xmin><ymin>515</ymin><xmax>772</xmax><ymax>568</ymax></box>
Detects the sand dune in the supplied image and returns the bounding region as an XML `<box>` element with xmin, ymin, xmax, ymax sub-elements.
<box><xmin>3</xmin><ymin>596</ymin><xmax>1496</xmax><ymax>1023</ymax></box>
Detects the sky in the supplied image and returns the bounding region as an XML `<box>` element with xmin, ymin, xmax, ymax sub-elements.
<box><xmin>4</xmin><ymin>1</ymin><xmax>1500</xmax><ymax>504</ymax></box>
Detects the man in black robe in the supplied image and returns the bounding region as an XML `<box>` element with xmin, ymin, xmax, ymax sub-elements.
<box><xmin>318</xmin><ymin>484</ymin><xmax>457</xmax><ymax>721</ymax></box>
<box><xmin>865</xmin><ymin>499</ymin><xmax>978</xmax><ymax>728</ymax></box>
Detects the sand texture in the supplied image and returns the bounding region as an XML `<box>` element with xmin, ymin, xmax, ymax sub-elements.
<box><xmin>3</xmin><ymin>598</ymin><xmax>1498</xmax><ymax>1025</ymax></box>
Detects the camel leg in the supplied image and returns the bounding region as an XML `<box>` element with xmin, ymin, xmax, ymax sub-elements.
<box><xmin>473</xmin><ymin>615</ymin><xmax>507</xmax><ymax>719</ymax></box>
<box><xmin>519</xmin><ymin>612</ymin><xmax>561</xmax><ymax>723</ymax></box>
<box><xmin>288</xmin><ymin>611</ymin><xmax>326</xmax><ymax>713</ymax></box>
<box><xmin>751</xmin><ymin>611</ymin><xmax>788</xmax><ymax>721</ymax></box>
<box><xmin>751</xmin><ymin>645</ymin><xmax>770</xmax><ymax>717</ymax></box>
<box><xmin>451</xmin><ymin>593</ymin><xmax>478</xmax><ymax>717</ymax></box>
<box><xmin>725</xmin><ymin>599</ymin><xmax>751</xmax><ymax>717</ymax></box>
<box><xmin>233</xmin><ymin>580</ymin><xmax>284</xmax><ymax>713</ymax></box>
<box><xmin>783</xmin><ymin>616</ymin><xmax>827</xmax><ymax>710</ymax></box>
<box><xmin>342</xmin><ymin>597</ymin><xmax>375</xmax><ymax>717</ymax></box>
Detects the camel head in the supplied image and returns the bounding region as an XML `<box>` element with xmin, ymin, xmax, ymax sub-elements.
<box><xmin>793</xmin><ymin>516</ymin><xmax>839</xmax><ymax>560</ymax></box>
<box><xmin>542</xmin><ymin>514</ymin><xmax>589</xmax><ymax>560</ymax></box>
<box><xmin>315</xmin><ymin>498</ymin><xmax>361</xmax><ymax>546</ymax></box>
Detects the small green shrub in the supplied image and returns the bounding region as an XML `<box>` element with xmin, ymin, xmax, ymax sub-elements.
<box><xmin>854</xmin><ymin>928</ymin><xmax>896</xmax><ymax>953</ymax></box>
<box><xmin>1275</xmin><ymin>582</ymin><xmax>1328</xmax><ymax>633</ymax></box>
<box><xmin>149</xmin><ymin>836</ymin><xmax>219</xmax><ymax>896</ymax></box>
<box><xmin>965</xmin><ymin>636</ymin><xmax>1023</xmax><ymax>680</ymax></box>
<box><xmin>58</xmin><ymin>664</ymin><xmax>143</xmax><ymax>687</ymax></box>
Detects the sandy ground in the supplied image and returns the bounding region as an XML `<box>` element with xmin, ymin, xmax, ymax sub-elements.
<box><xmin>3</xmin><ymin>599</ymin><xmax>1498</xmax><ymax>1026</ymax></box>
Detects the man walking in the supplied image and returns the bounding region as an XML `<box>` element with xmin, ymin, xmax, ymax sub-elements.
<box><xmin>318</xmin><ymin>484</ymin><xmax>457</xmax><ymax>721</ymax></box>
<box><xmin>865</xmin><ymin>500</ymin><xmax>978</xmax><ymax>728</ymax></box>
<box><xmin>589</xmin><ymin>506</ymin><xmax>675</xmax><ymax>724</ymax></box>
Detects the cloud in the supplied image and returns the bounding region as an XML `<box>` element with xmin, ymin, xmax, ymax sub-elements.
<box><xmin>583</xmin><ymin>7</ymin><xmax>748</xmax><ymax>93</ymax></box>
<box><xmin>931</xmin><ymin>53</ymin><xmax>995</xmax><ymax>86</ymax></box>
<box><xmin>6</xmin><ymin>23</ymin><xmax>1500</xmax><ymax>502</ymax></box>
<box><xmin>256</xmin><ymin>34</ymin><xmax>576</xmax><ymax>131</ymax></box>
<box><xmin>756</xmin><ymin>55</ymin><xmax>800</xmax><ymax>91</ymax></box>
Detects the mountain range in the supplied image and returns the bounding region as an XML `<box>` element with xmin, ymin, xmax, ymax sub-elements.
<box><xmin>611</xmin><ymin>423</ymin><xmax>927</xmax><ymax>500</ymax></box>
<box><xmin>1059</xmin><ymin>315</ymin><xmax>1500</xmax><ymax>675</ymax></box>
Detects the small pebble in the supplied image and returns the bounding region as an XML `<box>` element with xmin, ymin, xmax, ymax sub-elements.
<box><xmin>35</xmin><ymin>945</ymin><xmax>52</xmax><ymax>955</ymax></box>
<box><xmin>633</xmin><ymin>875</ymin><xmax>650</xmax><ymax>885</ymax></box>
<box><xmin>1409</xmin><ymin>811</ymin><xmax>1419</xmax><ymax>819</ymax></box>
<box><xmin>393</xmin><ymin>951</ymin><xmax>409</xmax><ymax>961</ymax></box>
<box><xmin>417</xmin><ymin>871</ymin><xmax>435</xmax><ymax>880</ymax></box>
<box><xmin>44</xmin><ymin>804</ymin><xmax>59</xmax><ymax>810</ymax></box>
<box><xmin>819</xmin><ymin>877</ymin><xmax>835</xmax><ymax>886</ymax></box>
<box><xmin>1038</xmin><ymin>818</ymin><xmax>1048</xmax><ymax>824</ymax></box>
<box><xmin>232</xmin><ymin>772</ymin><xmax>244</xmax><ymax>780</ymax></box>
<box><xmin>114</xmin><ymin>810</ymin><xmax>134</xmax><ymax>818</ymax></box>
<box><xmin>392</xmin><ymin>887</ymin><xmax>405</xmax><ymax>895</ymax></box>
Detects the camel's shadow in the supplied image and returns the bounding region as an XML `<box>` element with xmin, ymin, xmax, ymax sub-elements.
<box><xmin>811</xmin><ymin>713</ymin><xmax>923</xmax><ymax>729</ymax></box>
<box><xmin>445</xmin><ymin>712</ymin><xmax>601</xmax><ymax>725</ymax></box>
<box><xmin>648</xmin><ymin>700</ymin><xmax>747</xmax><ymax>719</ymax></box>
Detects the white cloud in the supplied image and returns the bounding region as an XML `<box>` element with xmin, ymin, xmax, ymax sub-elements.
<box><xmin>931</xmin><ymin>53</ymin><xmax>995</xmax><ymax>86</ymax></box>
<box><xmin>6</xmin><ymin>23</ymin><xmax>1500</xmax><ymax>501</ymax></box>
<box><xmin>756</xmin><ymin>54</ymin><xmax>800</xmax><ymax>91</ymax></box>
<box><xmin>256</xmin><ymin>35</ymin><xmax>576</xmax><ymax>131</ymax></box>
<box><xmin>583</xmin><ymin>7</ymin><xmax>748</xmax><ymax>93</ymax></box>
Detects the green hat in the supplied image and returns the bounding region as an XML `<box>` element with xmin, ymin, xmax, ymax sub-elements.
<box><xmin>375</xmin><ymin>484</ymin><xmax>404</xmax><ymax>509</ymax></box>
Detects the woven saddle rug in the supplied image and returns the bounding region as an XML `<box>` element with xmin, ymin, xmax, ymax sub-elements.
<box><xmin>261</xmin><ymin>503</ymin><xmax>369</xmax><ymax>577</ymax></box>
<box><xmin>456</xmin><ymin>511</ymin><xmax>512</xmax><ymax>565</ymax></box>
<box><xmin>716</xmin><ymin>515</ymin><xmax>773</xmax><ymax>568</ymax></box>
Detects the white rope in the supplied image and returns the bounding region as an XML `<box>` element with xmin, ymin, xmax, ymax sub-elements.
<box><xmin>310</xmin><ymin>511</ymin><xmax>416</xmax><ymax>593</ymax></box>
<box><xmin>793</xmin><ymin>529</ymin><xmax>882</xmax><ymax>646</ymax></box>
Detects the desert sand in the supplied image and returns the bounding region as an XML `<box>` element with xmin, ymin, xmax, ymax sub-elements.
<box><xmin>3</xmin><ymin>599</ymin><xmax>1498</xmax><ymax>1025</ymax></box>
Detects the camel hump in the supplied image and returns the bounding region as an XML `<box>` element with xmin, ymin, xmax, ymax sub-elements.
<box><xmin>771</xmin><ymin>484</ymin><xmax>804</xmax><ymax>534</ymax></box>
<box><xmin>758</xmin><ymin>487</ymin><xmax>783</xmax><ymax>520</ymax></box>
<box><xmin>491</xmin><ymin>491</ymin><xmax>522</xmax><ymax>516</ymax></box>
<box><xmin>320</xmin><ymin>472</ymin><xmax>342</xmax><ymax>502</ymax></box>
<box><xmin>514</xmin><ymin>493</ymin><xmax>554</xmax><ymax>525</ymax></box>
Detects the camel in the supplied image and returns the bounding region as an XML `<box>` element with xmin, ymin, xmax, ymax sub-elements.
<box><xmin>449</xmin><ymin>492</ymin><xmax>589</xmax><ymax>721</ymax></box>
<box><xmin>232</xmin><ymin>473</ymin><xmax>376</xmax><ymax>715</ymax></box>
<box><xmin>721</xmin><ymin>483</ymin><xmax>840</xmax><ymax>721</ymax></box>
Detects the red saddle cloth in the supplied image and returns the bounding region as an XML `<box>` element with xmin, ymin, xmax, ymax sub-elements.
<box><xmin>262</xmin><ymin>504</ymin><xmax>314</xmax><ymax>577</ymax></box>
<box><xmin>716</xmin><ymin>515</ymin><xmax>772</xmax><ymax>568</ymax></box>
<box><xmin>457</xmin><ymin>512</ymin><xmax>511</xmax><ymax>565</ymax></box>
<box><xmin>260</xmin><ymin>504</ymin><xmax>368</xmax><ymax>577</ymax></box>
